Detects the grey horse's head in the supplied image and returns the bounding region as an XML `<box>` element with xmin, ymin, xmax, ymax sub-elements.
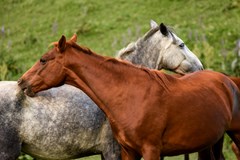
<box><xmin>117</xmin><ymin>20</ymin><xmax>203</xmax><ymax>74</ymax></box>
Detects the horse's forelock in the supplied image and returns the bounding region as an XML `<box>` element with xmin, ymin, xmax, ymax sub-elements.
<box><xmin>117</xmin><ymin>24</ymin><xmax>175</xmax><ymax>58</ymax></box>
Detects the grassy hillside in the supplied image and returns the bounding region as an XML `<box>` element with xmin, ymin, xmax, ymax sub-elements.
<box><xmin>0</xmin><ymin>0</ymin><xmax>240</xmax><ymax>159</ymax></box>
<box><xmin>1</xmin><ymin>0</ymin><xmax>240</xmax><ymax>80</ymax></box>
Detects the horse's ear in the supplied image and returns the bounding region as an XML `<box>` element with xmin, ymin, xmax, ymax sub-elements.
<box><xmin>70</xmin><ymin>33</ymin><xmax>77</xmax><ymax>43</ymax></box>
<box><xmin>160</xmin><ymin>23</ymin><xmax>168</xmax><ymax>36</ymax></box>
<box><xmin>58</xmin><ymin>35</ymin><xmax>66</xmax><ymax>53</ymax></box>
<box><xmin>150</xmin><ymin>20</ymin><xmax>158</xmax><ymax>29</ymax></box>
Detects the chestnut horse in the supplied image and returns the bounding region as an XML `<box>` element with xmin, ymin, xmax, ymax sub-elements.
<box><xmin>0</xmin><ymin>22</ymin><xmax>204</xmax><ymax>160</ymax></box>
<box><xmin>18</xmin><ymin>34</ymin><xmax>240</xmax><ymax>160</ymax></box>
<box><xmin>118</xmin><ymin>25</ymin><xmax>240</xmax><ymax>159</ymax></box>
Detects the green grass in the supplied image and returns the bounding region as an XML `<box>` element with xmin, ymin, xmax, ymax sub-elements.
<box><xmin>0</xmin><ymin>0</ymin><xmax>240</xmax><ymax>159</ymax></box>
<box><xmin>0</xmin><ymin>0</ymin><xmax>240</xmax><ymax>80</ymax></box>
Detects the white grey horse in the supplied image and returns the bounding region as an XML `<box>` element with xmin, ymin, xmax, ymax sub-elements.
<box><xmin>0</xmin><ymin>21</ymin><xmax>203</xmax><ymax>160</ymax></box>
<box><xmin>117</xmin><ymin>20</ymin><xmax>203</xmax><ymax>72</ymax></box>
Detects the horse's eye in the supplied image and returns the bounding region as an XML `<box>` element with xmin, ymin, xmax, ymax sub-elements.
<box><xmin>179</xmin><ymin>43</ymin><xmax>185</xmax><ymax>48</ymax></box>
<box><xmin>40</xmin><ymin>58</ymin><xmax>47</xmax><ymax>64</ymax></box>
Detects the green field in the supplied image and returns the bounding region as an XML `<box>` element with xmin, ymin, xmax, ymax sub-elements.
<box><xmin>1</xmin><ymin>0</ymin><xmax>240</xmax><ymax>159</ymax></box>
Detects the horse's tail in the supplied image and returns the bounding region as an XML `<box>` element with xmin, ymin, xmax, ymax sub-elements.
<box><xmin>231</xmin><ymin>78</ymin><xmax>240</xmax><ymax>123</ymax></box>
<box><xmin>230</xmin><ymin>76</ymin><xmax>240</xmax><ymax>89</ymax></box>
<box><xmin>226</xmin><ymin>76</ymin><xmax>240</xmax><ymax>158</ymax></box>
<box><xmin>227</xmin><ymin>76</ymin><xmax>240</xmax><ymax>151</ymax></box>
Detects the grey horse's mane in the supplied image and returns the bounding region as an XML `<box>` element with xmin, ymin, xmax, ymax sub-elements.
<box><xmin>116</xmin><ymin>25</ymin><xmax>175</xmax><ymax>58</ymax></box>
<box><xmin>142</xmin><ymin>27</ymin><xmax>159</xmax><ymax>41</ymax></box>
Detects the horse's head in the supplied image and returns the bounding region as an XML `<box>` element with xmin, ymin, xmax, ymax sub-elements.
<box><xmin>153</xmin><ymin>21</ymin><xmax>203</xmax><ymax>74</ymax></box>
<box><xmin>18</xmin><ymin>34</ymin><xmax>78</xmax><ymax>97</ymax></box>
<box><xmin>118</xmin><ymin>20</ymin><xmax>203</xmax><ymax>74</ymax></box>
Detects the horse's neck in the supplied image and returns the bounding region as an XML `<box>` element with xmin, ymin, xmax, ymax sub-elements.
<box><xmin>65</xmin><ymin>50</ymin><xmax>167</xmax><ymax>130</ymax></box>
<box><xmin>136</xmin><ymin>38</ymin><xmax>163</xmax><ymax>69</ymax></box>
<box><xmin>119</xmin><ymin>30</ymin><xmax>163</xmax><ymax>69</ymax></box>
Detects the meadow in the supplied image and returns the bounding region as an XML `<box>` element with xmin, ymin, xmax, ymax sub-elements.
<box><xmin>0</xmin><ymin>0</ymin><xmax>240</xmax><ymax>159</ymax></box>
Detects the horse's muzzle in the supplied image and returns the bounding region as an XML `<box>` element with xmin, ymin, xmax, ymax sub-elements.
<box><xmin>18</xmin><ymin>78</ymin><xmax>36</xmax><ymax>97</ymax></box>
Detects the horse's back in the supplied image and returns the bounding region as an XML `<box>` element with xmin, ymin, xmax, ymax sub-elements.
<box><xmin>0</xmin><ymin>81</ymin><xmax>19</xmax><ymax>97</ymax></box>
<box><xmin>0</xmin><ymin>81</ymin><xmax>22</xmax><ymax>115</ymax></box>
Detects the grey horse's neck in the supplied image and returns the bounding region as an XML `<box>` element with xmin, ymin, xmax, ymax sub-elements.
<box><xmin>116</xmin><ymin>27</ymin><xmax>162</xmax><ymax>69</ymax></box>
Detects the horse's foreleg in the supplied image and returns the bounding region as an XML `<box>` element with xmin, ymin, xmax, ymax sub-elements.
<box><xmin>0</xmin><ymin>126</ymin><xmax>22</xmax><ymax>160</ymax></box>
<box><xmin>120</xmin><ymin>147</ymin><xmax>141</xmax><ymax>160</ymax></box>
<box><xmin>197</xmin><ymin>147</ymin><xmax>215</xmax><ymax>160</ymax></box>
<box><xmin>197</xmin><ymin>136</ymin><xmax>225</xmax><ymax>160</ymax></box>
<box><xmin>184</xmin><ymin>154</ymin><xmax>189</xmax><ymax>160</ymax></box>
<box><xmin>212</xmin><ymin>136</ymin><xmax>225</xmax><ymax>160</ymax></box>
<box><xmin>142</xmin><ymin>145</ymin><xmax>160</xmax><ymax>160</ymax></box>
<box><xmin>100</xmin><ymin>137</ymin><xmax>121</xmax><ymax>160</ymax></box>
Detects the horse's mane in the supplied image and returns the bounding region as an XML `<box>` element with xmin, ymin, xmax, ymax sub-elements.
<box><xmin>143</xmin><ymin>27</ymin><xmax>159</xmax><ymax>41</ymax></box>
<box><xmin>70</xmin><ymin>41</ymin><xmax>138</xmax><ymax>69</ymax></box>
<box><xmin>103</xmin><ymin>55</ymin><xmax>172</xmax><ymax>91</ymax></box>
<box><xmin>116</xmin><ymin>27</ymin><xmax>159</xmax><ymax>58</ymax></box>
<box><xmin>116</xmin><ymin>25</ymin><xmax>175</xmax><ymax>58</ymax></box>
<box><xmin>68</xmin><ymin>38</ymin><xmax>172</xmax><ymax>91</ymax></box>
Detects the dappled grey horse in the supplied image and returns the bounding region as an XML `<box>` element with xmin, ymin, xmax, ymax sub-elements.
<box><xmin>117</xmin><ymin>20</ymin><xmax>203</xmax><ymax>73</ymax></box>
<box><xmin>0</xmin><ymin>21</ymin><xmax>203</xmax><ymax>160</ymax></box>
<box><xmin>0</xmin><ymin>82</ymin><xmax>119</xmax><ymax>160</ymax></box>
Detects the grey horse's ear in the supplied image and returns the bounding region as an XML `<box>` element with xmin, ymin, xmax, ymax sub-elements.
<box><xmin>160</xmin><ymin>23</ymin><xmax>168</xmax><ymax>36</ymax></box>
<box><xmin>150</xmin><ymin>20</ymin><xmax>158</xmax><ymax>29</ymax></box>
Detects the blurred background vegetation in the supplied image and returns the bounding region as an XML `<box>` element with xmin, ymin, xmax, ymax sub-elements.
<box><xmin>0</xmin><ymin>0</ymin><xmax>240</xmax><ymax>159</ymax></box>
